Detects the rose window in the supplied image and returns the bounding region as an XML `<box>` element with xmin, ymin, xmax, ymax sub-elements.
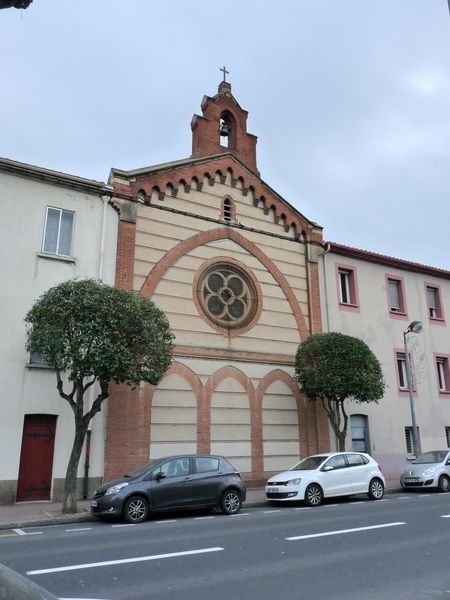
<box><xmin>198</xmin><ymin>264</ymin><xmax>258</xmax><ymax>329</ymax></box>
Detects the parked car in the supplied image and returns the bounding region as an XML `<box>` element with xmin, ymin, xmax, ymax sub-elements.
<box><xmin>91</xmin><ymin>454</ymin><xmax>246</xmax><ymax>523</ymax></box>
<box><xmin>400</xmin><ymin>449</ymin><xmax>450</xmax><ymax>491</ymax></box>
<box><xmin>266</xmin><ymin>451</ymin><xmax>385</xmax><ymax>506</ymax></box>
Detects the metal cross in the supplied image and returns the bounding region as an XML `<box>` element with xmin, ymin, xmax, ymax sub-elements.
<box><xmin>220</xmin><ymin>66</ymin><xmax>229</xmax><ymax>82</ymax></box>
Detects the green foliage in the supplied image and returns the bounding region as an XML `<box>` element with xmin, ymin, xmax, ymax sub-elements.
<box><xmin>25</xmin><ymin>279</ymin><xmax>174</xmax><ymax>386</ymax></box>
<box><xmin>295</xmin><ymin>332</ymin><xmax>385</xmax><ymax>404</ymax></box>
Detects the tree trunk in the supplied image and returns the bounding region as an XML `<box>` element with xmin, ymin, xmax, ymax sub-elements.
<box><xmin>62</xmin><ymin>417</ymin><xmax>88</xmax><ymax>513</ymax></box>
<box><xmin>324</xmin><ymin>398</ymin><xmax>349</xmax><ymax>453</ymax></box>
<box><xmin>336</xmin><ymin>432</ymin><xmax>346</xmax><ymax>452</ymax></box>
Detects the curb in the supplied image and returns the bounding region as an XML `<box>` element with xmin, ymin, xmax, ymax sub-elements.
<box><xmin>0</xmin><ymin>489</ymin><xmax>403</xmax><ymax>531</ymax></box>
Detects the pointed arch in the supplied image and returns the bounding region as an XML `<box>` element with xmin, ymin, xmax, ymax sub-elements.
<box><xmin>257</xmin><ymin>369</ymin><xmax>309</xmax><ymax>472</ymax></box>
<box><xmin>140</xmin><ymin>227</ymin><xmax>309</xmax><ymax>340</ymax></box>
<box><xmin>150</xmin><ymin>361</ymin><xmax>205</xmax><ymax>457</ymax></box>
<box><xmin>205</xmin><ymin>366</ymin><xmax>255</xmax><ymax>471</ymax></box>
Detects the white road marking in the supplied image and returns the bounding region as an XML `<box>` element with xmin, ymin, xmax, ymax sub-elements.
<box><xmin>229</xmin><ymin>512</ymin><xmax>249</xmax><ymax>517</ymax></box>
<box><xmin>154</xmin><ymin>519</ymin><xmax>177</xmax><ymax>524</ymax></box>
<box><xmin>441</xmin><ymin>515</ymin><xmax>450</xmax><ymax>518</ymax></box>
<box><xmin>323</xmin><ymin>504</ymin><xmax>339</xmax><ymax>507</ymax></box>
<box><xmin>264</xmin><ymin>510</ymin><xmax>281</xmax><ymax>513</ymax></box>
<box><xmin>294</xmin><ymin>507</ymin><xmax>311</xmax><ymax>511</ymax></box>
<box><xmin>193</xmin><ymin>516</ymin><xmax>215</xmax><ymax>520</ymax></box>
<box><xmin>419</xmin><ymin>494</ymin><xmax>431</xmax><ymax>497</ymax></box>
<box><xmin>65</xmin><ymin>528</ymin><xmax>92</xmax><ymax>532</ymax></box>
<box><xmin>12</xmin><ymin>529</ymin><xmax>42</xmax><ymax>536</ymax></box>
<box><xmin>27</xmin><ymin>547</ymin><xmax>224</xmax><ymax>575</ymax></box>
<box><xmin>286</xmin><ymin>521</ymin><xmax>406</xmax><ymax>541</ymax></box>
<box><xmin>397</xmin><ymin>497</ymin><xmax>411</xmax><ymax>500</ymax></box>
<box><xmin>111</xmin><ymin>524</ymin><xmax>135</xmax><ymax>528</ymax></box>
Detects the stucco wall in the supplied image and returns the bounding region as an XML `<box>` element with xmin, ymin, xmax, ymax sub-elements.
<box><xmin>321</xmin><ymin>250</ymin><xmax>450</xmax><ymax>479</ymax></box>
<box><xmin>0</xmin><ymin>169</ymin><xmax>118</xmax><ymax>502</ymax></box>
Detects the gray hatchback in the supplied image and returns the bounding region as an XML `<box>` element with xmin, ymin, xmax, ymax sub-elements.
<box><xmin>400</xmin><ymin>449</ymin><xmax>450</xmax><ymax>491</ymax></box>
<box><xmin>91</xmin><ymin>454</ymin><xmax>246</xmax><ymax>523</ymax></box>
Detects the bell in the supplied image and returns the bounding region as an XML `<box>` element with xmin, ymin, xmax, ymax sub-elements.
<box><xmin>220</xmin><ymin>121</ymin><xmax>230</xmax><ymax>137</ymax></box>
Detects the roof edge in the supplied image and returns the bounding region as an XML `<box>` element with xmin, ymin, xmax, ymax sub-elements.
<box><xmin>327</xmin><ymin>241</ymin><xmax>450</xmax><ymax>278</ymax></box>
<box><xmin>0</xmin><ymin>156</ymin><xmax>111</xmax><ymax>196</ymax></box>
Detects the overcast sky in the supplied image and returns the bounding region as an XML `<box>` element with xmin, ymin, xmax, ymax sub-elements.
<box><xmin>2</xmin><ymin>1</ymin><xmax>450</xmax><ymax>269</ymax></box>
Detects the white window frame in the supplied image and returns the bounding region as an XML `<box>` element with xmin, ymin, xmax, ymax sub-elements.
<box><xmin>339</xmin><ymin>270</ymin><xmax>351</xmax><ymax>304</ymax></box>
<box><xmin>42</xmin><ymin>206</ymin><xmax>74</xmax><ymax>257</ymax></box>
<box><xmin>436</xmin><ymin>357</ymin><xmax>449</xmax><ymax>392</ymax></box>
<box><xmin>396</xmin><ymin>352</ymin><xmax>408</xmax><ymax>390</ymax></box>
<box><xmin>427</xmin><ymin>287</ymin><xmax>438</xmax><ymax>319</ymax></box>
<box><xmin>388</xmin><ymin>279</ymin><xmax>401</xmax><ymax>312</ymax></box>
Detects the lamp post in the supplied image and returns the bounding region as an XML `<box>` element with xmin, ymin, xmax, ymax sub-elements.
<box><xmin>403</xmin><ymin>320</ymin><xmax>423</xmax><ymax>457</ymax></box>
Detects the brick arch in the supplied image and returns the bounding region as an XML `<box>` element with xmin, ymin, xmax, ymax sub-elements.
<box><xmin>205</xmin><ymin>365</ymin><xmax>257</xmax><ymax>473</ymax></box>
<box><xmin>205</xmin><ymin>364</ymin><xmax>255</xmax><ymax>400</ymax></box>
<box><xmin>140</xmin><ymin>227</ymin><xmax>309</xmax><ymax>340</ymax></box>
<box><xmin>155</xmin><ymin>361</ymin><xmax>204</xmax><ymax>404</ymax></box>
<box><xmin>154</xmin><ymin>361</ymin><xmax>207</xmax><ymax>453</ymax></box>
<box><xmin>251</xmin><ymin>369</ymin><xmax>306</xmax><ymax>475</ymax></box>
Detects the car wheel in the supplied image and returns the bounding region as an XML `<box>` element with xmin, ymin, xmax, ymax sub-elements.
<box><xmin>368</xmin><ymin>478</ymin><xmax>384</xmax><ymax>500</ymax></box>
<box><xmin>220</xmin><ymin>489</ymin><xmax>242</xmax><ymax>515</ymax></box>
<box><xmin>123</xmin><ymin>495</ymin><xmax>149</xmax><ymax>524</ymax></box>
<box><xmin>304</xmin><ymin>483</ymin><xmax>323</xmax><ymax>507</ymax></box>
<box><xmin>438</xmin><ymin>475</ymin><xmax>450</xmax><ymax>492</ymax></box>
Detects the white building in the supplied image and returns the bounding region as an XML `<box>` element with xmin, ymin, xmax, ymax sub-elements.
<box><xmin>0</xmin><ymin>157</ymin><xmax>118</xmax><ymax>503</ymax></box>
<box><xmin>320</xmin><ymin>243</ymin><xmax>450</xmax><ymax>479</ymax></box>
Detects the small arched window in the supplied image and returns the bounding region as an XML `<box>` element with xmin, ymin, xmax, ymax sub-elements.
<box><xmin>223</xmin><ymin>198</ymin><xmax>232</xmax><ymax>223</ymax></box>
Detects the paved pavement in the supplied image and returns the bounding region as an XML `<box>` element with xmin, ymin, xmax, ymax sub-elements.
<box><xmin>0</xmin><ymin>480</ymin><xmax>402</xmax><ymax>530</ymax></box>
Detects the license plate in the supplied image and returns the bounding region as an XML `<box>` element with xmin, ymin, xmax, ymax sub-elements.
<box><xmin>405</xmin><ymin>478</ymin><xmax>419</xmax><ymax>483</ymax></box>
<box><xmin>91</xmin><ymin>500</ymin><xmax>97</xmax><ymax>507</ymax></box>
<box><xmin>270</xmin><ymin>487</ymin><xmax>279</xmax><ymax>493</ymax></box>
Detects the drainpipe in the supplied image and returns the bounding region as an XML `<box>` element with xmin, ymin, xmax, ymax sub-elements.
<box><xmin>97</xmin><ymin>193</ymin><xmax>110</xmax><ymax>281</ymax></box>
<box><xmin>320</xmin><ymin>241</ymin><xmax>331</xmax><ymax>334</ymax></box>
<box><xmin>303</xmin><ymin>232</ymin><xmax>315</xmax><ymax>336</ymax></box>
<box><xmin>83</xmin><ymin>188</ymin><xmax>113</xmax><ymax>498</ymax></box>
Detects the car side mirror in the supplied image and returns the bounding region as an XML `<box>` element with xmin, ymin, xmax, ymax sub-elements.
<box><xmin>154</xmin><ymin>471</ymin><xmax>166</xmax><ymax>480</ymax></box>
<box><xmin>323</xmin><ymin>465</ymin><xmax>334</xmax><ymax>471</ymax></box>
<box><xmin>446</xmin><ymin>460</ymin><xmax>450</xmax><ymax>466</ymax></box>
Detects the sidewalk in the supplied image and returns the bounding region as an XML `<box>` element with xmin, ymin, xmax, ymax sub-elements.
<box><xmin>0</xmin><ymin>481</ymin><xmax>401</xmax><ymax>531</ymax></box>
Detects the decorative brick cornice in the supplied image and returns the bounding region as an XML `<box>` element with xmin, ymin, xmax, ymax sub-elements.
<box><xmin>111</xmin><ymin>155</ymin><xmax>322</xmax><ymax>242</ymax></box>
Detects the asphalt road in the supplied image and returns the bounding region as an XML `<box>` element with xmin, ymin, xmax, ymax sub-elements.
<box><xmin>1</xmin><ymin>492</ymin><xmax>450</xmax><ymax>600</ymax></box>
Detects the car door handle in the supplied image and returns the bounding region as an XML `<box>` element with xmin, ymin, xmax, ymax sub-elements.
<box><xmin>183</xmin><ymin>477</ymin><xmax>193</xmax><ymax>481</ymax></box>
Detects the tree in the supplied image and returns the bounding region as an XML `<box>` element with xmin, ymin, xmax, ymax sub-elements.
<box><xmin>295</xmin><ymin>332</ymin><xmax>385</xmax><ymax>452</ymax></box>
<box><xmin>25</xmin><ymin>279</ymin><xmax>174</xmax><ymax>513</ymax></box>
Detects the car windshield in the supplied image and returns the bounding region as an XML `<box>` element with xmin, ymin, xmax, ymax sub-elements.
<box><xmin>291</xmin><ymin>455</ymin><xmax>328</xmax><ymax>471</ymax></box>
<box><xmin>413</xmin><ymin>451</ymin><xmax>448</xmax><ymax>464</ymax></box>
<box><xmin>124</xmin><ymin>459</ymin><xmax>162</xmax><ymax>477</ymax></box>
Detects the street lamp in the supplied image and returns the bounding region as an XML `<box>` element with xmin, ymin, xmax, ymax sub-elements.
<box><xmin>403</xmin><ymin>320</ymin><xmax>423</xmax><ymax>457</ymax></box>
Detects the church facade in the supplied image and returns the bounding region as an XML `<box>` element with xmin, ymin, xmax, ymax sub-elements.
<box><xmin>103</xmin><ymin>80</ymin><xmax>330</xmax><ymax>485</ymax></box>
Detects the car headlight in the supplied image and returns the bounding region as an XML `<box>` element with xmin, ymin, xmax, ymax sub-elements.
<box><xmin>287</xmin><ymin>478</ymin><xmax>302</xmax><ymax>486</ymax></box>
<box><xmin>422</xmin><ymin>467</ymin><xmax>436</xmax><ymax>476</ymax></box>
<box><xmin>105</xmin><ymin>482</ymin><xmax>129</xmax><ymax>496</ymax></box>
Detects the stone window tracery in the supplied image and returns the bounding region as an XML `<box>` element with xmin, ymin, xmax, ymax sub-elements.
<box><xmin>197</xmin><ymin>263</ymin><xmax>258</xmax><ymax>329</ymax></box>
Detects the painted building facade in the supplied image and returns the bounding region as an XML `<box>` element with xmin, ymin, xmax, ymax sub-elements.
<box><xmin>104</xmin><ymin>81</ymin><xmax>330</xmax><ymax>485</ymax></box>
<box><xmin>320</xmin><ymin>243</ymin><xmax>450</xmax><ymax>479</ymax></box>
<box><xmin>0</xmin><ymin>158</ymin><xmax>118</xmax><ymax>503</ymax></box>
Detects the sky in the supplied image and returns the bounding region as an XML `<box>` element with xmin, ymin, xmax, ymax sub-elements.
<box><xmin>2</xmin><ymin>1</ymin><xmax>450</xmax><ymax>269</ymax></box>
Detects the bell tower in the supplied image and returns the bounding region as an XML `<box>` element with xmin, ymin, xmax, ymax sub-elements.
<box><xmin>191</xmin><ymin>69</ymin><xmax>259</xmax><ymax>175</ymax></box>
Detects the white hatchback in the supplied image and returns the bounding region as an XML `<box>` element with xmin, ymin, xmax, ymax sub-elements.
<box><xmin>266</xmin><ymin>452</ymin><xmax>385</xmax><ymax>506</ymax></box>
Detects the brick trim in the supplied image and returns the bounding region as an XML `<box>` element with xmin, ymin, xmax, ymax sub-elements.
<box><xmin>140</xmin><ymin>227</ymin><xmax>309</xmax><ymax>340</ymax></box>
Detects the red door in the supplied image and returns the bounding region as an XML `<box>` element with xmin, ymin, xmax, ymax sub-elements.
<box><xmin>17</xmin><ymin>414</ymin><xmax>57</xmax><ymax>501</ymax></box>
